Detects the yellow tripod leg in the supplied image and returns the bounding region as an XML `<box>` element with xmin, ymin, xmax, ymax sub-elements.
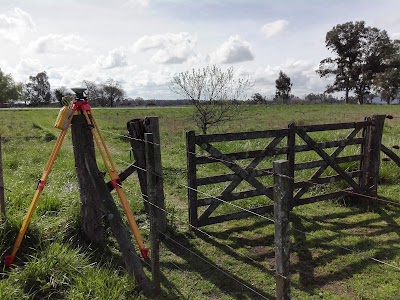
<box><xmin>5</xmin><ymin>125</ymin><xmax>70</xmax><ymax>268</ymax></box>
<box><xmin>82</xmin><ymin>111</ymin><xmax>149</xmax><ymax>259</ymax></box>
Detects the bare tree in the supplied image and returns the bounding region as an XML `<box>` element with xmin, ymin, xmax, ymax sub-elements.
<box><xmin>169</xmin><ymin>65</ymin><xmax>252</xmax><ymax>134</ymax></box>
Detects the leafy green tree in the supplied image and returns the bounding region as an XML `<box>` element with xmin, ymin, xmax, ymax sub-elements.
<box><xmin>373</xmin><ymin>40</ymin><xmax>400</xmax><ymax>104</ymax></box>
<box><xmin>318</xmin><ymin>21</ymin><xmax>395</xmax><ymax>104</ymax></box>
<box><xmin>275</xmin><ymin>70</ymin><xmax>292</xmax><ymax>103</ymax></box>
<box><xmin>250</xmin><ymin>93</ymin><xmax>266</xmax><ymax>103</ymax></box>
<box><xmin>0</xmin><ymin>69</ymin><xmax>21</xmax><ymax>106</ymax></box>
<box><xmin>26</xmin><ymin>71</ymin><xmax>51</xmax><ymax>106</ymax></box>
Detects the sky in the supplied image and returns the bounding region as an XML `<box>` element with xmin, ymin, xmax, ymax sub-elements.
<box><xmin>1</xmin><ymin>0</ymin><xmax>400</xmax><ymax>100</ymax></box>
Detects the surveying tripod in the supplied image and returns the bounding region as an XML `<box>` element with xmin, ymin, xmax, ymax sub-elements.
<box><xmin>4</xmin><ymin>88</ymin><xmax>148</xmax><ymax>268</ymax></box>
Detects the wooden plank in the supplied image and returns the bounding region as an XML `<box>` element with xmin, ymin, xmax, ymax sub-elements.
<box><xmin>381</xmin><ymin>144</ymin><xmax>400</xmax><ymax>167</ymax></box>
<box><xmin>294</xmin><ymin>155</ymin><xmax>362</xmax><ymax>171</ymax></box>
<box><xmin>197</xmin><ymin>205</ymin><xmax>274</xmax><ymax>227</ymax></box>
<box><xmin>196</xmin><ymin>129</ymin><xmax>289</xmax><ymax>143</ymax></box>
<box><xmin>294</xmin><ymin>171</ymin><xmax>362</xmax><ymax>189</ymax></box>
<box><xmin>196</xmin><ymin>147</ymin><xmax>288</xmax><ymax>164</ymax></box>
<box><xmin>273</xmin><ymin>160</ymin><xmax>291</xmax><ymax>300</ymax></box>
<box><xmin>197</xmin><ymin>167</ymin><xmax>274</xmax><ymax>186</ymax></box>
<box><xmin>186</xmin><ymin>131</ymin><xmax>199</xmax><ymax>228</ymax></box>
<box><xmin>196</xmin><ymin>187</ymin><xmax>273</xmax><ymax>207</ymax></box>
<box><xmin>293</xmin><ymin>138</ymin><xmax>363</xmax><ymax>153</ymax></box>
<box><xmin>293</xmin><ymin>190</ymin><xmax>349</xmax><ymax>206</ymax></box>
<box><xmin>296</xmin><ymin>128</ymin><xmax>362</xmax><ymax>193</ymax></box>
<box><xmin>296</xmin><ymin>121</ymin><xmax>369</xmax><ymax>132</ymax></box>
<box><xmin>106</xmin><ymin>162</ymin><xmax>137</xmax><ymax>191</ymax></box>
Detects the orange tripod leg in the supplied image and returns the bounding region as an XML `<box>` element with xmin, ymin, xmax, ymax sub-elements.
<box><xmin>82</xmin><ymin>111</ymin><xmax>149</xmax><ymax>259</ymax></box>
<box><xmin>4</xmin><ymin>126</ymin><xmax>70</xmax><ymax>268</ymax></box>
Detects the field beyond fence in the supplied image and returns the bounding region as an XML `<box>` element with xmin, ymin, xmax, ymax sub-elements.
<box><xmin>1</xmin><ymin>104</ymin><xmax>400</xmax><ymax>299</ymax></box>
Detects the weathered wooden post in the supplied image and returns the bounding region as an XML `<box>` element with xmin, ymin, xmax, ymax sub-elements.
<box><xmin>145</xmin><ymin>133</ymin><xmax>161</xmax><ymax>294</ymax></box>
<box><xmin>0</xmin><ymin>135</ymin><xmax>5</xmax><ymax>217</ymax></box>
<box><xmin>126</xmin><ymin>119</ymin><xmax>149</xmax><ymax>213</ymax></box>
<box><xmin>186</xmin><ymin>130</ymin><xmax>198</xmax><ymax>229</ymax></box>
<box><xmin>273</xmin><ymin>160</ymin><xmax>291</xmax><ymax>300</ymax></box>
<box><xmin>360</xmin><ymin>115</ymin><xmax>386</xmax><ymax>196</ymax></box>
<box><xmin>71</xmin><ymin>114</ymin><xmax>103</xmax><ymax>244</ymax></box>
<box><xmin>144</xmin><ymin>117</ymin><xmax>166</xmax><ymax>233</ymax></box>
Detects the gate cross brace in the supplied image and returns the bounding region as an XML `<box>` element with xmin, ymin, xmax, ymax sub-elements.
<box><xmin>198</xmin><ymin>136</ymin><xmax>283</xmax><ymax>221</ymax></box>
<box><xmin>296</xmin><ymin>129</ymin><xmax>363</xmax><ymax>194</ymax></box>
<box><xmin>294</xmin><ymin>127</ymin><xmax>362</xmax><ymax>200</ymax></box>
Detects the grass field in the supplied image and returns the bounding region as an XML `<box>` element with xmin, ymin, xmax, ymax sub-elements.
<box><xmin>0</xmin><ymin>104</ymin><xmax>400</xmax><ymax>299</ymax></box>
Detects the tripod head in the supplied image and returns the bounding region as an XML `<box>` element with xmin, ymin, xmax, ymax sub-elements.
<box><xmin>71</xmin><ymin>88</ymin><xmax>88</xmax><ymax>101</ymax></box>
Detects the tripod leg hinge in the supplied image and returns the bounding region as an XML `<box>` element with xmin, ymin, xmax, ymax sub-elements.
<box><xmin>4</xmin><ymin>255</ymin><xmax>15</xmax><ymax>268</ymax></box>
<box><xmin>37</xmin><ymin>179</ymin><xmax>46</xmax><ymax>191</ymax></box>
<box><xmin>111</xmin><ymin>178</ymin><xmax>122</xmax><ymax>188</ymax></box>
<box><xmin>140</xmin><ymin>248</ymin><xmax>149</xmax><ymax>260</ymax></box>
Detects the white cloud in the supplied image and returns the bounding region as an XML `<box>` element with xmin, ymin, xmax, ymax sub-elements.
<box><xmin>125</xmin><ymin>0</ymin><xmax>150</xmax><ymax>8</ymax></box>
<box><xmin>96</xmin><ymin>47</ymin><xmax>128</xmax><ymax>69</ymax></box>
<box><xmin>133</xmin><ymin>32</ymin><xmax>196</xmax><ymax>64</ymax></box>
<box><xmin>261</xmin><ymin>20</ymin><xmax>289</xmax><ymax>39</ymax></box>
<box><xmin>13</xmin><ymin>58</ymin><xmax>43</xmax><ymax>81</ymax></box>
<box><xmin>26</xmin><ymin>34</ymin><xmax>88</xmax><ymax>54</ymax></box>
<box><xmin>209</xmin><ymin>35</ymin><xmax>254</xmax><ymax>64</ymax></box>
<box><xmin>0</xmin><ymin>8</ymin><xmax>35</xmax><ymax>43</ymax></box>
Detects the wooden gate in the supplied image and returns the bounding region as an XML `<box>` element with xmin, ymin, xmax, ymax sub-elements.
<box><xmin>186</xmin><ymin>115</ymin><xmax>387</xmax><ymax>228</ymax></box>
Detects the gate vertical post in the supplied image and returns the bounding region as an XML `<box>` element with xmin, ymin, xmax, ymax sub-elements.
<box><xmin>273</xmin><ymin>160</ymin><xmax>291</xmax><ymax>300</ymax></box>
<box><xmin>186</xmin><ymin>131</ymin><xmax>198</xmax><ymax>228</ymax></box>
<box><xmin>145</xmin><ymin>133</ymin><xmax>161</xmax><ymax>295</ymax></box>
<box><xmin>360</xmin><ymin>115</ymin><xmax>386</xmax><ymax>196</ymax></box>
<box><xmin>0</xmin><ymin>135</ymin><xmax>5</xmax><ymax>217</ymax></box>
<box><xmin>144</xmin><ymin>117</ymin><xmax>166</xmax><ymax>233</ymax></box>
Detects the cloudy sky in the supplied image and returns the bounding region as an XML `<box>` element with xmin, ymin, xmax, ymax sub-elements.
<box><xmin>1</xmin><ymin>0</ymin><xmax>400</xmax><ymax>99</ymax></box>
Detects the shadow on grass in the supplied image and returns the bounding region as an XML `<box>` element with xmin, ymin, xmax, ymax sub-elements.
<box><xmin>162</xmin><ymin>231</ymin><xmax>274</xmax><ymax>299</ymax></box>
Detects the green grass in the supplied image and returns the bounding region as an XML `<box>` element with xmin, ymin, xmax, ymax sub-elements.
<box><xmin>0</xmin><ymin>104</ymin><xmax>400</xmax><ymax>299</ymax></box>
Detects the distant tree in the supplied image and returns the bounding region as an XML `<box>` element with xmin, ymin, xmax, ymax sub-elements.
<box><xmin>275</xmin><ymin>70</ymin><xmax>292</xmax><ymax>103</ymax></box>
<box><xmin>250</xmin><ymin>93</ymin><xmax>266</xmax><ymax>103</ymax></box>
<box><xmin>26</xmin><ymin>71</ymin><xmax>51</xmax><ymax>106</ymax></box>
<box><xmin>169</xmin><ymin>65</ymin><xmax>253</xmax><ymax>134</ymax></box>
<box><xmin>0</xmin><ymin>69</ymin><xmax>21</xmax><ymax>106</ymax></box>
<box><xmin>103</xmin><ymin>79</ymin><xmax>125</xmax><ymax>107</ymax></box>
<box><xmin>373</xmin><ymin>40</ymin><xmax>400</xmax><ymax>104</ymax></box>
<box><xmin>83</xmin><ymin>79</ymin><xmax>125</xmax><ymax>107</ymax></box>
<box><xmin>317</xmin><ymin>21</ymin><xmax>396</xmax><ymax>104</ymax></box>
<box><xmin>53</xmin><ymin>86</ymin><xmax>72</xmax><ymax>106</ymax></box>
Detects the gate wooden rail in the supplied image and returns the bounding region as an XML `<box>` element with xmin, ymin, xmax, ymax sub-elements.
<box><xmin>186</xmin><ymin>115</ymin><xmax>388</xmax><ymax>228</ymax></box>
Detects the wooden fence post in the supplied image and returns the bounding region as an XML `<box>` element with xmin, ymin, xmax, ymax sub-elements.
<box><xmin>186</xmin><ymin>130</ymin><xmax>198</xmax><ymax>229</ymax></box>
<box><xmin>71</xmin><ymin>114</ymin><xmax>103</xmax><ymax>244</ymax></box>
<box><xmin>360</xmin><ymin>115</ymin><xmax>386</xmax><ymax>196</ymax></box>
<box><xmin>0</xmin><ymin>135</ymin><xmax>5</xmax><ymax>217</ymax></box>
<box><xmin>126</xmin><ymin>119</ymin><xmax>149</xmax><ymax>213</ymax></box>
<box><xmin>144</xmin><ymin>117</ymin><xmax>166</xmax><ymax>233</ymax></box>
<box><xmin>145</xmin><ymin>133</ymin><xmax>161</xmax><ymax>294</ymax></box>
<box><xmin>273</xmin><ymin>160</ymin><xmax>291</xmax><ymax>300</ymax></box>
